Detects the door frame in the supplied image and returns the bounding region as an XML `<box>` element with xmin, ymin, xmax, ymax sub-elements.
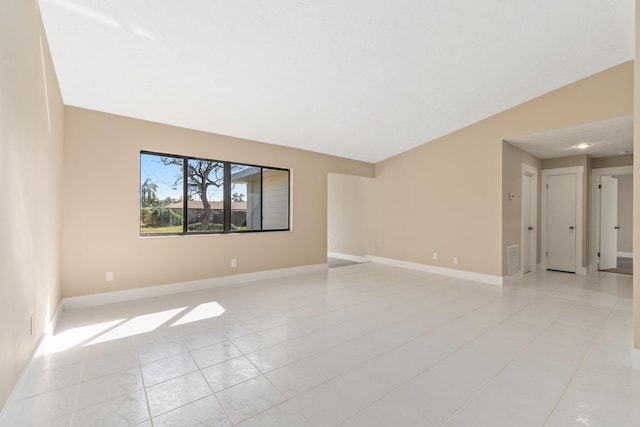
<box><xmin>590</xmin><ymin>165</ymin><xmax>633</xmax><ymax>270</ymax></box>
<box><xmin>521</xmin><ymin>163</ymin><xmax>538</xmax><ymax>275</ymax></box>
<box><xmin>541</xmin><ymin>166</ymin><xmax>585</xmax><ymax>274</ymax></box>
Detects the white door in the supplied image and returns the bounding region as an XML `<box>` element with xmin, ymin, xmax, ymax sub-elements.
<box><xmin>546</xmin><ymin>174</ymin><xmax>576</xmax><ymax>272</ymax></box>
<box><xmin>522</xmin><ymin>174</ymin><xmax>533</xmax><ymax>274</ymax></box>
<box><xmin>599</xmin><ymin>176</ymin><xmax>618</xmax><ymax>270</ymax></box>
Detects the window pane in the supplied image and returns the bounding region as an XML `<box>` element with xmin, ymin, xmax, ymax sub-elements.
<box><xmin>186</xmin><ymin>159</ymin><xmax>225</xmax><ymax>232</ymax></box>
<box><xmin>230</xmin><ymin>164</ymin><xmax>262</xmax><ymax>231</ymax></box>
<box><xmin>262</xmin><ymin>169</ymin><xmax>289</xmax><ymax>230</ymax></box>
<box><xmin>140</xmin><ymin>153</ymin><xmax>184</xmax><ymax>234</ymax></box>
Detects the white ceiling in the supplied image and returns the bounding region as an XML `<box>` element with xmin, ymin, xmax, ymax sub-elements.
<box><xmin>505</xmin><ymin>116</ymin><xmax>634</xmax><ymax>159</ymax></box>
<box><xmin>38</xmin><ymin>0</ymin><xmax>635</xmax><ymax>163</ymax></box>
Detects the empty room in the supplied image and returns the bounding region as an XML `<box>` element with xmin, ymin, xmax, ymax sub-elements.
<box><xmin>1</xmin><ymin>1</ymin><xmax>639</xmax><ymax>426</ymax></box>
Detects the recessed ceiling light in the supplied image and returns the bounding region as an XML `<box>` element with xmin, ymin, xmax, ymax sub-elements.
<box><xmin>576</xmin><ymin>142</ymin><xmax>593</xmax><ymax>149</ymax></box>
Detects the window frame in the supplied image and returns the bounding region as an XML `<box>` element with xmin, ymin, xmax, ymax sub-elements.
<box><xmin>140</xmin><ymin>151</ymin><xmax>290</xmax><ymax>236</ymax></box>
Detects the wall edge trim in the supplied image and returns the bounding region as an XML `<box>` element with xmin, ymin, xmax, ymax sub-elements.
<box><xmin>327</xmin><ymin>252</ymin><xmax>369</xmax><ymax>263</ymax></box>
<box><xmin>366</xmin><ymin>255</ymin><xmax>503</xmax><ymax>286</ymax></box>
<box><xmin>63</xmin><ymin>264</ymin><xmax>328</xmax><ymax>310</ymax></box>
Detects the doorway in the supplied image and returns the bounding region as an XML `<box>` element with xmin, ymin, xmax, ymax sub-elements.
<box><xmin>592</xmin><ymin>166</ymin><xmax>633</xmax><ymax>275</ymax></box>
<box><xmin>521</xmin><ymin>164</ymin><xmax>537</xmax><ymax>275</ymax></box>
<box><xmin>541</xmin><ymin>166</ymin><xmax>584</xmax><ymax>274</ymax></box>
<box><xmin>599</xmin><ymin>175</ymin><xmax>618</xmax><ymax>270</ymax></box>
<box><xmin>327</xmin><ymin>173</ymin><xmax>374</xmax><ymax>264</ymax></box>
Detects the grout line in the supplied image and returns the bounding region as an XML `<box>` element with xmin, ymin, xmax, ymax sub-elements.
<box><xmin>541</xmin><ymin>303</ymin><xmax>616</xmax><ymax>426</ymax></box>
<box><xmin>339</xmin><ymin>294</ymin><xmax>541</xmax><ymax>426</ymax></box>
<box><xmin>438</xmin><ymin>298</ymin><xmax>581</xmax><ymax>427</ymax></box>
<box><xmin>136</xmin><ymin>331</ymin><xmax>154</xmax><ymax>426</ymax></box>
<box><xmin>16</xmin><ymin>266</ymin><xmax>632</xmax><ymax>426</ymax></box>
<box><xmin>340</xmin><ymin>271</ymin><xmax>602</xmax><ymax>426</ymax></box>
<box><xmin>318</xmin><ymin>293</ymin><xmax>529</xmax><ymax>426</ymax></box>
<box><xmin>242</xmin><ymin>287</ymin><xmax>487</xmax><ymax>378</ymax></box>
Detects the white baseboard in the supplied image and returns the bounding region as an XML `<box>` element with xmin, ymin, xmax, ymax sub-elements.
<box><xmin>46</xmin><ymin>300</ymin><xmax>63</xmax><ymax>336</ymax></box>
<box><xmin>366</xmin><ymin>255</ymin><xmax>503</xmax><ymax>286</ymax></box>
<box><xmin>0</xmin><ymin>299</ymin><xmax>64</xmax><ymax>423</ymax></box>
<box><xmin>63</xmin><ymin>264</ymin><xmax>328</xmax><ymax>310</ymax></box>
<box><xmin>632</xmin><ymin>348</ymin><xmax>640</xmax><ymax>371</ymax></box>
<box><xmin>503</xmin><ymin>271</ymin><xmax>523</xmax><ymax>284</ymax></box>
<box><xmin>618</xmin><ymin>252</ymin><xmax>633</xmax><ymax>258</ymax></box>
<box><xmin>512</xmin><ymin>263</ymin><xmax>539</xmax><ymax>280</ymax></box>
<box><xmin>327</xmin><ymin>252</ymin><xmax>369</xmax><ymax>263</ymax></box>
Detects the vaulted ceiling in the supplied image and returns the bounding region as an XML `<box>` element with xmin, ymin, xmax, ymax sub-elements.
<box><xmin>39</xmin><ymin>0</ymin><xmax>634</xmax><ymax>163</ymax></box>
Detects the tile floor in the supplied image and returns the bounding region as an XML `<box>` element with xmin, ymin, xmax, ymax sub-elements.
<box><xmin>1</xmin><ymin>263</ymin><xmax>638</xmax><ymax>426</ymax></box>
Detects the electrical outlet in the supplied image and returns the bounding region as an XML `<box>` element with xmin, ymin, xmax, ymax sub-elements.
<box><xmin>106</xmin><ymin>272</ymin><xmax>113</xmax><ymax>282</ymax></box>
<box><xmin>231</xmin><ymin>259</ymin><xmax>237</xmax><ymax>268</ymax></box>
<box><xmin>432</xmin><ymin>252</ymin><xmax>438</xmax><ymax>260</ymax></box>
<box><xmin>453</xmin><ymin>257</ymin><xmax>459</xmax><ymax>265</ymax></box>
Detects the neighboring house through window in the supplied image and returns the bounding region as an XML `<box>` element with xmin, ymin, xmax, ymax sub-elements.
<box><xmin>140</xmin><ymin>152</ymin><xmax>290</xmax><ymax>235</ymax></box>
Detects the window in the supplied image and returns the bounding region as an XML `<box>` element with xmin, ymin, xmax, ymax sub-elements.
<box><xmin>140</xmin><ymin>152</ymin><xmax>290</xmax><ymax>235</ymax></box>
<box><xmin>231</xmin><ymin>164</ymin><xmax>261</xmax><ymax>231</ymax></box>
<box><xmin>140</xmin><ymin>153</ymin><xmax>184</xmax><ymax>234</ymax></box>
<box><xmin>263</xmin><ymin>168</ymin><xmax>290</xmax><ymax>230</ymax></box>
<box><xmin>186</xmin><ymin>158</ymin><xmax>225</xmax><ymax>233</ymax></box>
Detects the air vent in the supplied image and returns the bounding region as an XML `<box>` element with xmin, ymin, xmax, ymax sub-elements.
<box><xmin>507</xmin><ymin>245</ymin><xmax>520</xmax><ymax>276</ymax></box>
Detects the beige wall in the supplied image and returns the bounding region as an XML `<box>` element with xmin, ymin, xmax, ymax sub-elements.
<box><xmin>635</xmin><ymin>0</ymin><xmax>640</xmax><ymax>352</ymax></box>
<box><xmin>502</xmin><ymin>143</ymin><xmax>542</xmax><ymax>273</ymax></box>
<box><xmin>616</xmin><ymin>175</ymin><xmax>633</xmax><ymax>254</ymax></box>
<box><xmin>541</xmin><ymin>155</ymin><xmax>591</xmax><ymax>268</ymax></box>
<box><xmin>0</xmin><ymin>1</ymin><xmax>64</xmax><ymax>409</ymax></box>
<box><xmin>327</xmin><ymin>174</ymin><xmax>374</xmax><ymax>257</ymax></box>
<box><xmin>592</xmin><ymin>154</ymin><xmax>633</xmax><ymax>169</ymax></box>
<box><xmin>375</xmin><ymin>131</ymin><xmax>502</xmax><ymax>275</ymax></box>
<box><xmin>62</xmin><ymin>107</ymin><xmax>374</xmax><ymax>297</ymax></box>
<box><xmin>373</xmin><ymin>62</ymin><xmax>632</xmax><ymax>278</ymax></box>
